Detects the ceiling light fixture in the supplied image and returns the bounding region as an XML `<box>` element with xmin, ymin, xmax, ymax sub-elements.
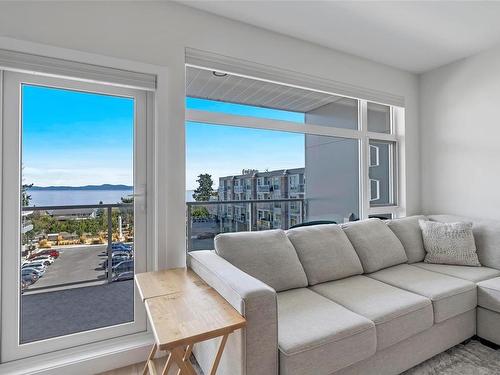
<box><xmin>212</xmin><ymin>71</ymin><xmax>228</xmax><ymax>77</ymax></box>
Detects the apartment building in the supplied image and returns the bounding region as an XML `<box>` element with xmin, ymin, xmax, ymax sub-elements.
<box><xmin>218</xmin><ymin>168</ymin><xmax>305</xmax><ymax>231</ymax></box>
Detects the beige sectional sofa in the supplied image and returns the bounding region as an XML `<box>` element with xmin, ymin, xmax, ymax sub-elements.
<box><xmin>189</xmin><ymin>214</ymin><xmax>500</xmax><ymax>375</ymax></box>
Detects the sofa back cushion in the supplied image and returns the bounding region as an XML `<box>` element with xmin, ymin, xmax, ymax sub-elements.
<box><xmin>286</xmin><ymin>224</ymin><xmax>363</xmax><ymax>285</ymax></box>
<box><xmin>342</xmin><ymin>219</ymin><xmax>408</xmax><ymax>273</ymax></box>
<box><xmin>386</xmin><ymin>215</ymin><xmax>427</xmax><ymax>263</ymax></box>
<box><xmin>214</xmin><ymin>229</ymin><xmax>308</xmax><ymax>292</ymax></box>
<box><xmin>428</xmin><ymin>214</ymin><xmax>500</xmax><ymax>270</ymax></box>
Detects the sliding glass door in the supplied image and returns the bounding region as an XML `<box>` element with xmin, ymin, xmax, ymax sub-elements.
<box><xmin>1</xmin><ymin>72</ymin><xmax>148</xmax><ymax>361</ymax></box>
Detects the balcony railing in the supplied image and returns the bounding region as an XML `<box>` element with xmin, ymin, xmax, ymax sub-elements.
<box><xmin>233</xmin><ymin>186</ymin><xmax>245</xmax><ymax>193</ymax></box>
<box><xmin>290</xmin><ymin>184</ymin><xmax>305</xmax><ymax>193</ymax></box>
<box><xmin>186</xmin><ymin>198</ymin><xmax>305</xmax><ymax>252</ymax></box>
<box><xmin>21</xmin><ymin>203</ymin><xmax>133</xmax><ymax>292</ymax></box>
<box><xmin>257</xmin><ymin>185</ymin><xmax>271</xmax><ymax>193</ymax></box>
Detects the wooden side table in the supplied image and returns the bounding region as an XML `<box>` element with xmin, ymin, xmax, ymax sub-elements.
<box><xmin>135</xmin><ymin>268</ymin><xmax>246</xmax><ymax>375</ymax></box>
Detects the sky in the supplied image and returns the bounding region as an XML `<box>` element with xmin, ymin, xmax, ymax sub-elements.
<box><xmin>186</xmin><ymin>98</ymin><xmax>305</xmax><ymax>190</ymax></box>
<box><xmin>22</xmin><ymin>85</ymin><xmax>134</xmax><ymax>187</ymax></box>
<box><xmin>22</xmin><ymin>86</ymin><xmax>305</xmax><ymax>189</ymax></box>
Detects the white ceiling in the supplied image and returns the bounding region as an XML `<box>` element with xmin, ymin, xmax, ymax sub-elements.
<box><xmin>178</xmin><ymin>1</ymin><xmax>500</xmax><ymax>73</ymax></box>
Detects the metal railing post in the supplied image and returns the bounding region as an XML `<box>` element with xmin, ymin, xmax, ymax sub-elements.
<box><xmin>248</xmin><ymin>202</ymin><xmax>252</xmax><ymax>231</ymax></box>
<box><xmin>186</xmin><ymin>205</ymin><xmax>193</xmax><ymax>253</ymax></box>
<box><xmin>107</xmin><ymin>206</ymin><xmax>113</xmax><ymax>283</ymax></box>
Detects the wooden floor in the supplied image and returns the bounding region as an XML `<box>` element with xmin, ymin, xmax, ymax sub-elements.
<box><xmin>98</xmin><ymin>354</ymin><xmax>202</xmax><ymax>375</ymax></box>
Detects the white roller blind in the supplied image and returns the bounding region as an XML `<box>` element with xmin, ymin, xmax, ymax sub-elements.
<box><xmin>0</xmin><ymin>48</ymin><xmax>156</xmax><ymax>91</ymax></box>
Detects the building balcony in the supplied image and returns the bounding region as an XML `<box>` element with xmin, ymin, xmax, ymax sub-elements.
<box><xmin>257</xmin><ymin>185</ymin><xmax>271</xmax><ymax>193</ymax></box>
<box><xmin>290</xmin><ymin>184</ymin><xmax>305</xmax><ymax>193</ymax></box>
<box><xmin>20</xmin><ymin>203</ymin><xmax>135</xmax><ymax>343</ymax></box>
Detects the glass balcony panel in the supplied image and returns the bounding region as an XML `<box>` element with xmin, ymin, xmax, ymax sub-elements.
<box><xmin>20</xmin><ymin>204</ymin><xmax>134</xmax><ymax>344</ymax></box>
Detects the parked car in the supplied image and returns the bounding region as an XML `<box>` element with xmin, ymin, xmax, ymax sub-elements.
<box><xmin>112</xmin><ymin>271</ymin><xmax>134</xmax><ymax>282</ymax></box>
<box><xmin>111</xmin><ymin>248</ymin><xmax>133</xmax><ymax>256</ymax></box>
<box><xmin>30</xmin><ymin>255</ymin><xmax>54</xmax><ymax>265</ymax></box>
<box><xmin>22</xmin><ymin>261</ymin><xmax>48</xmax><ymax>273</ymax></box>
<box><xmin>111</xmin><ymin>260</ymin><xmax>134</xmax><ymax>276</ymax></box>
<box><xmin>112</xmin><ymin>251</ymin><xmax>132</xmax><ymax>259</ymax></box>
<box><xmin>21</xmin><ymin>266</ymin><xmax>45</xmax><ymax>277</ymax></box>
<box><xmin>103</xmin><ymin>255</ymin><xmax>130</xmax><ymax>270</ymax></box>
<box><xmin>28</xmin><ymin>249</ymin><xmax>59</xmax><ymax>259</ymax></box>
<box><xmin>111</xmin><ymin>242</ymin><xmax>132</xmax><ymax>251</ymax></box>
<box><xmin>21</xmin><ymin>270</ymin><xmax>39</xmax><ymax>285</ymax></box>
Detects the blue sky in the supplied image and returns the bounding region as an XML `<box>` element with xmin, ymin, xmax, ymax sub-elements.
<box><xmin>22</xmin><ymin>85</ymin><xmax>134</xmax><ymax>187</ymax></box>
<box><xmin>22</xmin><ymin>87</ymin><xmax>304</xmax><ymax>189</ymax></box>
<box><xmin>186</xmin><ymin>98</ymin><xmax>305</xmax><ymax>190</ymax></box>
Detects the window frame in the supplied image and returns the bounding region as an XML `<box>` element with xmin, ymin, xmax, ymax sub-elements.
<box><xmin>185</xmin><ymin>74</ymin><xmax>403</xmax><ymax>220</ymax></box>
<box><xmin>0</xmin><ymin>71</ymin><xmax>149</xmax><ymax>362</ymax></box>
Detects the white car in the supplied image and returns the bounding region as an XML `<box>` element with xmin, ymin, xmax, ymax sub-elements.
<box><xmin>30</xmin><ymin>255</ymin><xmax>54</xmax><ymax>265</ymax></box>
<box><xmin>22</xmin><ymin>261</ymin><xmax>48</xmax><ymax>271</ymax></box>
<box><xmin>112</xmin><ymin>251</ymin><xmax>131</xmax><ymax>259</ymax></box>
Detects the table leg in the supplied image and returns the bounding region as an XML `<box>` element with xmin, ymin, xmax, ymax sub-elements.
<box><xmin>171</xmin><ymin>347</ymin><xmax>196</xmax><ymax>375</ymax></box>
<box><xmin>143</xmin><ymin>344</ymin><xmax>157</xmax><ymax>375</ymax></box>
<box><xmin>209</xmin><ymin>334</ymin><xmax>229</xmax><ymax>375</ymax></box>
<box><xmin>161</xmin><ymin>352</ymin><xmax>174</xmax><ymax>375</ymax></box>
<box><xmin>176</xmin><ymin>345</ymin><xmax>193</xmax><ymax>375</ymax></box>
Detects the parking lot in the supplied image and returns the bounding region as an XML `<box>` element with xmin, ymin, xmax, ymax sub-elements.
<box><xmin>21</xmin><ymin>244</ymin><xmax>135</xmax><ymax>343</ymax></box>
<box><xmin>21</xmin><ymin>280</ymin><xmax>134</xmax><ymax>343</ymax></box>
<box><xmin>26</xmin><ymin>244</ymin><xmax>108</xmax><ymax>290</ymax></box>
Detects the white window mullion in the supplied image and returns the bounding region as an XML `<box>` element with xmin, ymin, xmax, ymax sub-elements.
<box><xmin>359</xmin><ymin>100</ymin><xmax>370</xmax><ymax>220</ymax></box>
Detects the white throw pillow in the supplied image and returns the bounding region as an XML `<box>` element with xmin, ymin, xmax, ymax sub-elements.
<box><xmin>419</xmin><ymin>220</ymin><xmax>481</xmax><ymax>266</ymax></box>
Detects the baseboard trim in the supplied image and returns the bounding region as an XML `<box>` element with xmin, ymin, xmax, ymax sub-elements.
<box><xmin>474</xmin><ymin>335</ymin><xmax>500</xmax><ymax>350</ymax></box>
<box><xmin>0</xmin><ymin>332</ymin><xmax>154</xmax><ymax>375</ymax></box>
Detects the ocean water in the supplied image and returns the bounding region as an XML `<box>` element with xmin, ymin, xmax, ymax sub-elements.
<box><xmin>27</xmin><ymin>189</ymin><xmax>195</xmax><ymax>207</ymax></box>
<box><xmin>27</xmin><ymin>189</ymin><xmax>134</xmax><ymax>207</ymax></box>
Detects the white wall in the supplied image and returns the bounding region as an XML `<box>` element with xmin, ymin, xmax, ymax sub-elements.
<box><xmin>0</xmin><ymin>1</ymin><xmax>420</xmax><ymax>266</ymax></box>
<box><xmin>420</xmin><ymin>44</ymin><xmax>500</xmax><ymax>219</ymax></box>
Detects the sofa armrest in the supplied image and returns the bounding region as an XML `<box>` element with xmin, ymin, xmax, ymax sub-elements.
<box><xmin>189</xmin><ymin>250</ymin><xmax>278</xmax><ymax>375</ymax></box>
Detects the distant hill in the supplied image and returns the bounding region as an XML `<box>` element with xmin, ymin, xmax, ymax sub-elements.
<box><xmin>28</xmin><ymin>184</ymin><xmax>133</xmax><ymax>191</ymax></box>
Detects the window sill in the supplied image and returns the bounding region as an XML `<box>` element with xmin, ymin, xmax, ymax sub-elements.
<box><xmin>0</xmin><ymin>331</ymin><xmax>154</xmax><ymax>375</ymax></box>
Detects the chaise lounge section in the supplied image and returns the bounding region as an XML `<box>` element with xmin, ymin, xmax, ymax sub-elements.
<box><xmin>189</xmin><ymin>214</ymin><xmax>500</xmax><ymax>375</ymax></box>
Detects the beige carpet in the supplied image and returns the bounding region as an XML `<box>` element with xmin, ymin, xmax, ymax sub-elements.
<box><xmin>403</xmin><ymin>340</ymin><xmax>500</xmax><ymax>375</ymax></box>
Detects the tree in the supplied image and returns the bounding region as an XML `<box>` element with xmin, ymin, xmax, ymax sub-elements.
<box><xmin>192</xmin><ymin>206</ymin><xmax>210</xmax><ymax>219</ymax></box>
<box><xmin>120</xmin><ymin>196</ymin><xmax>134</xmax><ymax>204</ymax></box>
<box><xmin>22</xmin><ymin>183</ymin><xmax>33</xmax><ymax>207</ymax></box>
<box><xmin>192</xmin><ymin>174</ymin><xmax>214</xmax><ymax>202</ymax></box>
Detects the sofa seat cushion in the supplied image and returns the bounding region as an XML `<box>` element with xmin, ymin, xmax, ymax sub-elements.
<box><xmin>342</xmin><ymin>218</ymin><xmax>408</xmax><ymax>273</ymax></box>
<box><xmin>277</xmin><ymin>288</ymin><xmax>376</xmax><ymax>375</ymax></box>
<box><xmin>413</xmin><ymin>262</ymin><xmax>500</xmax><ymax>283</ymax></box>
<box><xmin>286</xmin><ymin>224</ymin><xmax>363</xmax><ymax>285</ymax></box>
<box><xmin>214</xmin><ymin>229</ymin><xmax>308</xmax><ymax>292</ymax></box>
<box><xmin>386</xmin><ymin>215</ymin><xmax>427</xmax><ymax>263</ymax></box>
<box><xmin>368</xmin><ymin>264</ymin><xmax>476</xmax><ymax>323</ymax></box>
<box><xmin>477</xmin><ymin>277</ymin><xmax>500</xmax><ymax>313</ymax></box>
<box><xmin>311</xmin><ymin>275</ymin><xmax>433</xmax><ymax>350</ymax></box>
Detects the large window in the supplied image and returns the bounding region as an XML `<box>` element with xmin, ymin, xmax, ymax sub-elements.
<box><xmin>185</xmin><ymin>66</ymin><xmax>403</xmax><ymax>251</ymax></box>
<box><xmin>1</xmin><ymin>72</ymin><xmax>148</xmax><ymax>361</ymax></box>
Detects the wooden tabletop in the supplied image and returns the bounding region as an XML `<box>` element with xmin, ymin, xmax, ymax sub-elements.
<box><xmin>145</xmin><ymin>288</ymin><xmax>246</xmax><ymax>350</ymax></box>
<box><xmin>135</xmin><ymin>268</ymin><xmax>210</xmax><ymax>301</ymax></box>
